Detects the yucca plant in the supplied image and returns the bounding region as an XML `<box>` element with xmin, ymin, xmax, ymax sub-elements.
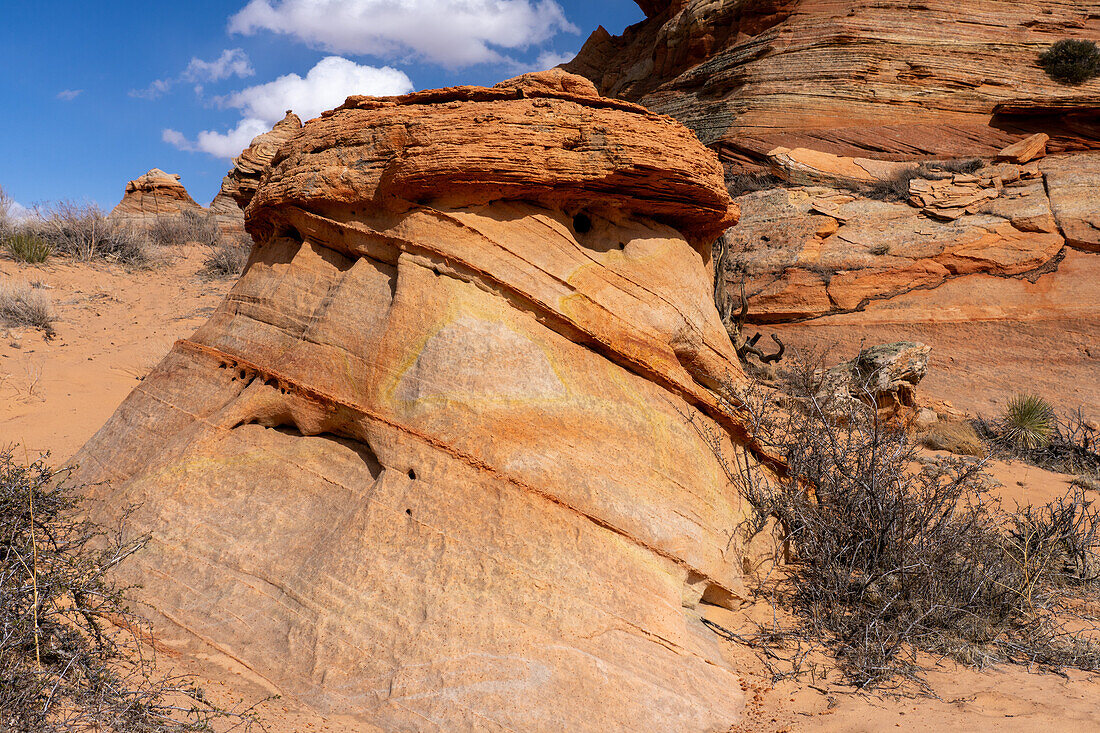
<box><xmin>1002</xmin><ymin>394</ymin><xmax>1055</xmax><ymax>450</ymax></box>
<box><xmin>4</xmin><ymin>231</ymin><xmax>52</xmax><ymax>263</ymax></box>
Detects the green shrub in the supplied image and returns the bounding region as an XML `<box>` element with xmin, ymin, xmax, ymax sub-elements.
<box><xmin>1039</xmin><ymin>40</ymin><xmax>1100</xmax><ymax>84</ymax></box>
<box><xmin>4</xmin><ymin>231</ymin><xmax>53</xmax><ymax>263</ymax></box>
<box><xmin>1002</xmin><ymin>393</ymin><xmax>1056</xmax><ymax>450</ymax></box>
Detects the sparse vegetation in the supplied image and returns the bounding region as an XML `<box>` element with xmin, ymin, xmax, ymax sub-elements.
<box><xmin>0</xmin><ymin>449</ymin><xmax>264</xmax><ymax>732</ymax></box>
<box><xmin>1001</xmin><ymin>393</ymin><xmax>1056</xmax><ymax>450</ymax></box>
<box><xmin>0</xmin><ymin>280</ymin><xmax>55</xmax><ymax>335</ymax></box>
<box><xmin>201</xmin><ymin>236</ymin><xmax>251</xmax><ymax>279</ymax></box>
<box><xmin>149</xmin><ymin>210</ymin><xmax>218</xmax><ymax>248</ymax></box>
<box><xmin>33</xmin><ymin>202</ymin><xmax>149</xmax><ymax>265</ymax></box>
<box><xmin>726</xmin><ymin>171</ymin><xmax>786</xmax><ymax>197</ymax></box>
<box><xmin>921</xmin><ymin>420</ymin><xmax>987</xmax><ymax>457</ymax></box>
<box><xmin>919</xmin><ymin>158</ymin><xmax>984</xmax><ymax>176</ymax></box>
<box><xmin>977</xmin><ymin>405</ymin><xmax>1100</xmax><ymax>477</ymax></box>
<box><xmin>1039</xmin><ymin>39</ymin><xmax>1100</xmax><ymax>85</ymax></box>
<box><xmin>4</xmin><ymin>232</ymin><xmax>53</xmax><ymax>263</ymax></box>
<box><xmin>858</xmin><ymin>166</ymin><xmax>919</xmax><ymax>202</ymax></box>
<box><xmin>702</xmin><ymin>359</ymin><xmax>1100</xmax><ymax>690</ymax></box>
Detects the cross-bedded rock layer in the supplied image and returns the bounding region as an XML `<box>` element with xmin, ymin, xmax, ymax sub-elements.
<box><xmin>72</xmin><ymin>71</ymin><xmax>754</xmax><ymax>731</ymax></box>
<box><xmin>108</xmin><ymin>168</ymin><xmax>206</xmax><ymax>228</ymax></box>
<box><xmin>565</xmin><ymin>0</ymin><xmax>1100</xmax><ymax>168</ymax></box>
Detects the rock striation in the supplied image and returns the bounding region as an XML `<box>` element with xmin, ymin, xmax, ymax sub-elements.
<box><xmin>108</xmin><ymin>168</ymin><xmax>205</xmax><ymax>228</ymax></box>
<box><xmin>564</xmin><ymin>0</ymin><xmax>1100</xmax><ymax>169</ymax></box>
<box><xmin>207</xmin><ymin>111</ymin><xmax>303</xmax><ymax>236</ymax></box>
<box><xmin>722</xmin><ymin>155</ymin><xmax>1073</xmax><ymax>321</ymax></box>
<box><xmin>72</xmin><ymin>71</ymin><xmax>756</xmax><ymax>731</ymax></box>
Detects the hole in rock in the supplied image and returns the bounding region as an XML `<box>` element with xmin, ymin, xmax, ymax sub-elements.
<box><xmin>279</xmin><ymin>225</ymin><xmax>302</xmax><ymax>242</ymax></box>
<box><xmin>572</xmin><ymin>213</ymin><xmax>593</xmax><ymax>234</ymax></box>
<box><xmin>405</xmin><ymin>508</ymin><xmax>413</xmax><ymax>516</ymax></box>
<box><xmin>408</xmin><ymin>469</ymin><xmax>417</xmax><ymax>480</ymax></box>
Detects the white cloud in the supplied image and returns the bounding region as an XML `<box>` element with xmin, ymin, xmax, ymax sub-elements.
<box><xmin>133</xmin><ymin>48</ymin><xmax>254</xmax><ymax>99</ymax></box>
<box><xmin>534</xmin><ymin>49</ymin><xmax>575</xmax><ymax>69</ymax></box>
<box><xmin>164</xmin><ymin>56</ymin><xmax>414</xmax><ymax>159</ymax></box>
<box><xmin>183</xmin><ymin>48</ymin><xmax>254</xmax><ymax>83</ymax></box>
<box><xmin>217</xmin><ymin>56</ymin><xmax>413</xmax><ymax>124</ymax></box>
<box><xmin>56</xmin><ymin>89</ymin><xmax>83</xmax><ymax>101</ymax></box>
<box><xmin>229</xmin><ymin>0</ymin><xmax>577</xmax><ymax>67</ymax></box>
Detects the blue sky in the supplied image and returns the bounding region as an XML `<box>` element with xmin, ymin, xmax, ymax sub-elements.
<box><xmin>0</xmin><ymin>1</ymin><xmax>644</xmax><ymax>213</ymax></box>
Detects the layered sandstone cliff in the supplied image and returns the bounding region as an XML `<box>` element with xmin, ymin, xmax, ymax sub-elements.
<box><xmin>208</xmin><ymin>111</ymin><xmax>303</xmax><ymax>236</ymax></box>
<box><xmin>565</xmin><ymin>0</ymin><xmax>1100</xmax><ymax>168</ymax></box>
<box><xmin>108</xmin><ymin>168</ymin><xmax>205</xmax><ymax>228</ymax></box>
<box><xmin>72</xmin><ymin>71</ymin><xmax>756</xmax><ymax>731</ymax></box>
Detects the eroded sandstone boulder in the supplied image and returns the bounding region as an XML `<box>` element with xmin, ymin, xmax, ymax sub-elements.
<box><xmin>72</xmin><ymin>72</ymin><xmax>756</xmax><ymax>731</ymax></box>
<box><xmin>108</xmin><ymin>168</ymin><xmax>206</xmax><ymax>228</ymax></box>
<box><xmin>207</xmin><ymin>111</ymin><xmax>303</xmax><ymax>236</ymax></box>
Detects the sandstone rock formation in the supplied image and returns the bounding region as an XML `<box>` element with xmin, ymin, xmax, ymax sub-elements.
<box><xmin>72</xmin><ymin>72</ymin><xmax>757</xmax><ymax>731</ymax></box>
<box><xmin>565</xmin><ymin>0</ymin><xmax>1100</xmax><ymax>169</ymax></box>
<box><xmin>207</xmin><ymin>111</ymin><xmax>303</xmax><ymax>236</ymax></box>
<box><xmin>721</xmin><ymin>155</ymin><xmax>1073</xmax><ymax>321</ymax></box>
<box><xmin>108</xmin><ymin>168</ymin><xmax>205</xmax><ymax>228</ymax></box>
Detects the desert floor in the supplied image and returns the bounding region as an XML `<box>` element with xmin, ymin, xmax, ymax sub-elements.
<box><xmin>2</xmin><ymin>249</ymin><xmax>1098</xmax><ymax>731</ymax></box>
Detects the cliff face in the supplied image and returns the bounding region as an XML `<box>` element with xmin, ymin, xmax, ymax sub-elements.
<box><xmin>565</xmin><ymin>0</ymin><xmax>1100</xmax><ymax>169</ymax></box>
<box><xmin>71</xmin><ymin>72</ymin><xmax>756</xmax><ymax>731</ymax></box>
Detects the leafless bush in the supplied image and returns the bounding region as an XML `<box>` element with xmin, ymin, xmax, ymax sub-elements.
<box><xmin>858</xmin><ymin>166</ymin><xmax>920</xmax><ymax>202</ymax></box>
<box><xmin>149</xmin><ymin>211</ymin><xmax>218</xmax><ymax>248</ymax></box>
<box><xmin>0</xmin><ymin>280</ymin><xmax>55</xmax><ymax>336</ymax></box>
<box><xmin>726</xmin><ymin>171</ymin><xmax>786</xmax><ymax>197</ymax></box>
<box><xmin>711</xmin><ymin>356</ymin><xmax>1100</xmax><ymax>689</ymax></box>
<box><xmin>918</xmin><ymin>158</ymin><xmax>984</xmax><ymax>176</ymax></box>
<box><xmin>201</xmin><ymin>236</ymin><xmax>251</xmax><ymax>279</ymax></box>
<box><xmin>34</xmin><ymin>202</ymin><xmax>148</xmax><ymax>265</ymax></box>
<box><xmin>0</xmin><ymin>449</ymin><xmax>264</xmax><ymax>732</ymax></box>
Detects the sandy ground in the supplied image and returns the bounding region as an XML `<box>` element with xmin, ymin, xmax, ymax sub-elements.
<box><xmin>3</xmin><ymin>251</ymin><xmax>1099</xmax><ymax>731</ymax></box>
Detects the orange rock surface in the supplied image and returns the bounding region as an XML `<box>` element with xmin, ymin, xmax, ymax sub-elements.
<box><xmin>107</xmin><ymin>168</ymin><xmax>205</xmax><ymax>227</ymax></box>
<box><xmin>71</xmin><ymin>72</ymin><xmax>755</xmax><ymax>731</ymax></box>
<box><xmin>564</xmin><ymin>0</ymin><xmax>1100</xmax><ymax>167</ymax></box>
<box><xmin>208</xmin><ymin>111</ymin><xmax>303</xmax><ymax>236</ymax></box>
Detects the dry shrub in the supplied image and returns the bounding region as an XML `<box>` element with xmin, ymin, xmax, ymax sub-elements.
<box><xmin>0</xmin><ymin>449</ymin><xmax>264</xmax><ymax>732</ymax></box>
<box><xmin>149</xmin><ymin>210</ymin><xmax>218</xmax><ymax>248</ymax></box>
<box><xmin>977</xmin><ymin>406</ymin><xmax>1100</xmax><ymax>477</ymax></box>
<box><xmin>726</xmin><ymin>171</ymin><xmax>786</xmax><ymax>197</ymax></box>
<box><xmin>0</xmin><ymin>280</ymin><xmax>55</xmax><ymax>335</ymax></box>
<box><xmin>918</xmin><ymin>158</ymin><xmax>984</xmax><ymax>176</ymax></box>
<box><xmin>201</xmin><ymin>236</ymin><xmax>251</xmax><ymax>279</ymax></box>
<box><xmin>711</xmin><ymin>358</ymin><xmax>1100</xmax><ymax>689</ymax></box>
<box><xmin>922</xmin><ymin>420</ymin><xmax>987</xmax><ymax>457</ymax></box>
<box><xmin>34</xmin><ymin>202</ymin><xmax>148</xmax><ymax>265</ymax></box>
<box><xmin>858</xmin><ymin>167</ymin><xmax>919</xmax><ymax>202</ymax></box>
<box><xmin>1073</xmin><ymin>476</ymin><xmax>1100</xmax><ymax>493</ymax></box>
